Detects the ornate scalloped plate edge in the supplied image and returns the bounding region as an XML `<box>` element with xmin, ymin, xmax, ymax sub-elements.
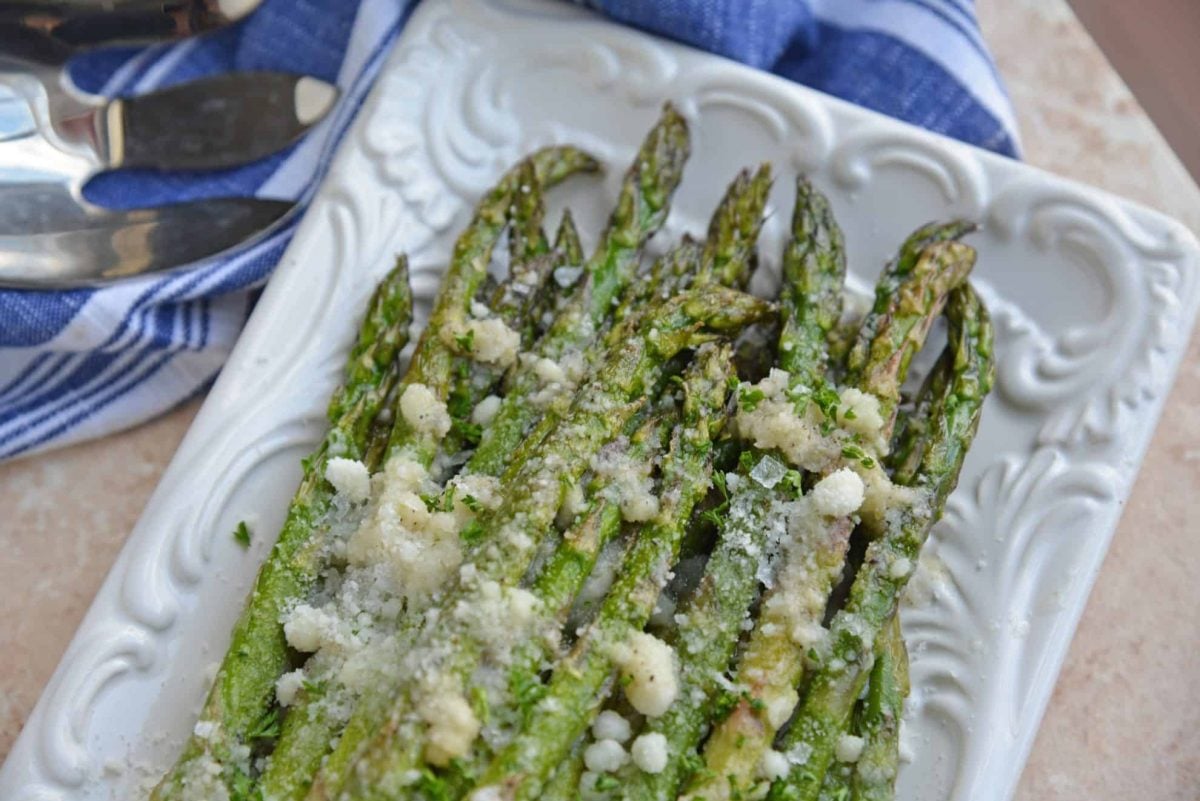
<box><xmin>4</xmin><ymin>1</ymin><xmax>1199</xmax><ymax>799</ymax></box>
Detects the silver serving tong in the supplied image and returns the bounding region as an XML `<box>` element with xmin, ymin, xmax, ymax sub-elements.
<box><xmin>0</xmin><ymin>2</ymin><xmax>336</xmax><ymax>288</ymax></box>
<box><xmin>0</xmin><ymin>0</ymin><xmax>257</xmax><ymax>56</ymax></box>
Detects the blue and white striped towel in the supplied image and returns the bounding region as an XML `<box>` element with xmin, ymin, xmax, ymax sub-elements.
<box><xmin>0</xmin><ymin>0</ymin><xmax>1018</xmax><ymax>461</ymax></box>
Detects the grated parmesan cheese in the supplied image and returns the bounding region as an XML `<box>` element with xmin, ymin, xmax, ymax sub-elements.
<box><xmin>808</xmin><ymin>468</ymin><xmax>866</xmax><ymax>518</ymax></box>
<box><xmin>283</xmin><ymin>603</ymin><xmax>338</xmax><ymax>653</ymax></box>
<box><xmin>630</xmin><ymin>732</ymin><xmax>669</xmax><ymax>774</ymax></box>
<box><xmin>399</xmin><ymin>383</ymin><xmax>451</xmax><ymax>439</ymax></box>
<box><xmin>583</xmin><ymin>738</ymin><xmax>629</xmax><ymax>773</ymax></box>
<box><xmin>858</xmin><ymin>465</ymin><xmax>925</xmax><ymax>533</ymax></box>
<box><xmin>837</xmin><ymin>387</ymin><xmax>887</xmax><ymax>453</ymax></box>
<box><xmin>835</xmin><ymin>734</ymin><xmax>865</xmax><ymax>763</ymax></box>
<box><xmin>612</xmin><ymin>632</ymin><xmax>678</xmax><ymax>717</ymax></box>
<box><xmin>593</xmin><ymin>439</ymin><xmax>660</xmax><ymax>523</ymax></box>
<box><xmin>471</xmin><ymin>395</ymin><xmax>502</xmax><ymax>427</ymax></box>
<box><xmin>418</xmin><ymin>687</ymin><xmax>481</xmax><ymax>767</ymax></box>
<box><xmin>346</xmin><ymin>457</ymin><xmax>462</xmax><ymax>605</ymax></box>
<box><xmin>325</xmin><ymin>457</ymin><xmax>371</xmax><ymax>503</ymax></box>
<box><xmin>592</xmin><ymin>710</ymin><xmax>632</xmax><ymax>743</ymax></box>
<box><xmin>447</xmin><ymin>317</ymin><xmax>520</xmax><ymax>367</ymax></box>
<box><xmin>275</xmin><ymin>669</ymin><xmax>306</xmax><ymax>707</ymax></box>
<box><xmin>760</xmin><ymin>749</ymin><xmax>789</xmax><ymax>780</ymax></box>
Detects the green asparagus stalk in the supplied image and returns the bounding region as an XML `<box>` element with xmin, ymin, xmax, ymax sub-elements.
<box><xmin>766</xmin><ymin>283</ymin><xmax>994</xmax><ymax>801</ymax></box>
<box><xmin>466</xmin><ymin>342</ymin><xmax>738</xmax><ymax>801</ymax></box>
<box><xmin>888</xmin><ymin>349</ymin><xmax>953</xmax><ymax>489</ymax></box>
<box><xmin>555</xmin><ymin>208</ymin><xmax>583</xmax><ymax>266</ymax></box>
<box><xmin>843</xmin><ymin>221</ymin><xmax>976</xmax><ymax>425</ymax></box>
<box><xmin>850</xmin><ymin>613</ymin><xmax>909</xmax><ymax>801</ymax></box>
<box><xmin>150</xmin><ymin>260</ymin><xmax>414</xmax><ymax>801</ymax></box>
<box><xmin>608</xmin><ymin>237</ymin><xmax>704</xmax><ymax>336</ymax></box>
<box><xmin>541</xmin><ymin>737</ymin><xmax>590</xmax><ymax>801</ymax></box>
<box><xmin>317</xmin><ymin>290</ymin><xmax>767</xmax><ymax>801</ymax></box>
<box><xmin>698</xmin><ymin>163</ymin><xmax>772</xmax><ymax>289</ymax></box>
<box><xmin>816</xmin><ymin>764</ymin><xmax>855</xmax><ymax>801</ymax></box>
<box><xmin>776</xmin><ymin>177</ymin><xmax>847</xmax><ymax>386</ymax></box>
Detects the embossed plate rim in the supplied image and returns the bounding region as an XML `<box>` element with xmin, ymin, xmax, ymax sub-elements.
<box><xmin>4</xmin><ymin>1</ymin><xmax>1198</xmax><ymax>799</ymax></box>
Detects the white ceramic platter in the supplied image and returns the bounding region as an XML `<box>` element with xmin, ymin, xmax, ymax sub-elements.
<box><xmin>5</xmin><ymin>1</ymin><xmax>1198</xmax><ymax>799</ymax></box>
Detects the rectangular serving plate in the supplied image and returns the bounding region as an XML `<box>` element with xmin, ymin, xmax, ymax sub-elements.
<box><xmin>4</xmin><ymin>1</ymin><xmax>1198</xmax><ymax>799</ymax></box>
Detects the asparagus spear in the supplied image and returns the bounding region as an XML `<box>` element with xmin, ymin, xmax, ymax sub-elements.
<box><xmin>555</xmin><ymin>209</ymin><xmax>583</xmax><ymax>265</ymax></box>
<box><xmin>850</xmin><ymin>614</ymin><xmax>909</xmax><ymax>801</ymax></box>
<box><xmin>843</xmin><ymin>221</ymin><xmax>976</xmax><ymax>425</ymax></box>
<box><xmin>318</xmin><ymin>291</ymin><xmax>768</xmax><ymax>801</ymax></box>
<box><xmin>766</xmin><ymin>283</ymin><xmax>994</xmax><ymax>801</ymax></box>
<box><xmin>541</xmin><ymin>737</ymin><xmax>590</xmax><ymax>801</ymax></box>
<box><xmin>776</xmin><ymin>177</ymin><xmax>847</xmax><ymax>386</ymax></box>
<box><xmin>150</xmin><ymin>260</ymin><xmax>414</xmax><ymax>801</ymax></box>
<box><xmin>698</xmin><ymin>163</ymin><xmax>772</xmax><ymax>289</ymax></box>
<box><xmin>466</xmin><ymin>342</ymin><xmax>738</xmax><ymax>801</ymax></box>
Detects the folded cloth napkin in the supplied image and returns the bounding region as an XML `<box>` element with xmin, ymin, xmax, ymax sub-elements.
<box><xmin>0</xmin><ymin>0</ymin><xmax>1019</xmax><ymax>461</ymax></box>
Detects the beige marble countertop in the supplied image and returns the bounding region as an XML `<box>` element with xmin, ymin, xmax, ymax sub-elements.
<box><xmin>3</xmin><ymin>1</ymin><xmax>1199</xmax><ymax>797</ymax></box>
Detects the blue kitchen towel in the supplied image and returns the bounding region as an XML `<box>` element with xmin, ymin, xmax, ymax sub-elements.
<box><xmin>0</xmin><ymin>0</ymin><xmax>1019</xmax><ymax>461</ymax></box>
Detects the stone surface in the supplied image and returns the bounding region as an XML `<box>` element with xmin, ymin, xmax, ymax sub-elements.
<box><xmin>978</xmin><ymin>4</ymin><xmax>1200</xmax><ymax>800</ymax></box>
<box><xmin>2</xmin><ymin>2</ymin><xmax>1199</xmax><ymax>797</ymax></box>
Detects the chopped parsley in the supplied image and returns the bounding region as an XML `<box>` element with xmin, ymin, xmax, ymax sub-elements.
<box><xmin>454</xmin><ymin>327</ymin><xmax>475</xmax><ymax>353</ymax></box>
<box><xmin>233</xmin><ymin>521</ymin><xmax>252</xmax><ymax>549</ymax></box>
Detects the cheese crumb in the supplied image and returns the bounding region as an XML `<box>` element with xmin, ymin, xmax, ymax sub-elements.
<box><xmin>471</xmin><ymin>395</ymin><xmax>502</xmax><ymax>427</ymax></box>
<box><xmin>449</xmin><ymin>317</ymin><xmax>520</xmax><ymax>367</ymax></box>
<box><xmin>583</xmin><ymin>738</ymin><xmax>629</xmax><ymax>773</ymax></box>
<box><xmin>400</xmin><ymin>383</ymin><xmax>451</xmax><ymax>438</ymax></box>
<box><xmin>593</xmin><ymin>442</ymin><xmax>660</xmax><ymax>523</ymax></box>
<box><xmin>809</xmin><ymin>468</ymin><xmax>866</xmax><ymax>518</ymax></box>
<box><xmin>835</xmin><ymin>734</ymin><xmax>866</xmax><ymax>763</ymax></box>
<box><xmin>324</xmin><ymin>457</ymin><xmax>371</xmax><ymax>503</ymax></box>
<box><xmin>760</xmin><ymin>749</ymin><xmax>789</xmax><ymax>780</ymax></box>
<box><xmin>419</xmin><ymin>689</ymin><xmax>481</xmax><ymax>766</ymax></box>
<box><xmin>283</xmin><ymin>603</ymin><xmax>334</xmax><ymax>653</ymax></box>
<box><xmin>630</xmin><ymin>732</ymin><xmax>669</xmax><ymax>774</ymax></box>
<box><xmin>612</xmin><ymin>632</ymin><xmax>678</xmax><ymax>717</ymax></box>
<box><xmin>532</xmin><ymin>356</ymin><xmax>568</xmax><ymax>386</ymax></box>
<box><xmin>838</xmin><ymin>388</ymin><xmax>887</xmax><ymax>452</ymax></box>
<box><xmin>765</xmin><ymin>689</ymin><xmax>799</xmax><ymax>730</ymax></box>
<box><xmin>556</xmin><ymin>481</ymin><xmax>588</xmax><ymax>529</ymax></box>
<box><xmin>889</xmin><ymin>556</ymin><xmax>913</xmax><ymax>579</ymax></box>
<box><xmin>346</xmin><ymin>456</ymin><xmax>461</xmax><ymax>604</ymax></box>
<box><xmin>733</xmin><ymin>371</ymin><xmax>840</xmax><ymax>471</ymax></box>
<box><xmin>275</xmin><ymin>669</ymin><xmax>305</xmax><ymax>707</ymax></box>
<box><xmin>592</xmin><ymin>710</ymin><xmax>632</xmax><ymax>743</ymax></box>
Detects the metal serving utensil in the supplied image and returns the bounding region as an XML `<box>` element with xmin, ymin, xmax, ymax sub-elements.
<box><xmin>0</xmin><ymin>5</ymin><xmax>332</xmax><ymax>288</ymax></box>
<box><xmin>0</xmin><ymin>0</ymin><xmax>261</xmax><ymax>56</ymax></box>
